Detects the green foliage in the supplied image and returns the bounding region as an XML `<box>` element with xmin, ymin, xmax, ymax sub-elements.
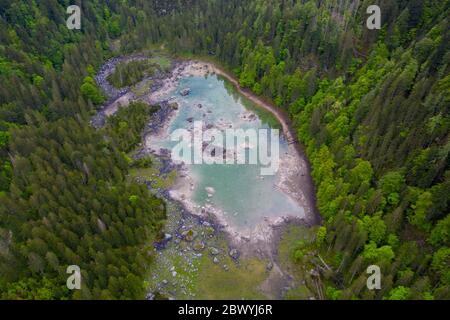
<box><xmin>2</xmin><ymin>277</ymin><xmax>63</xmax><ymax>300</ymax></box>
<box><xmin>379</xmin><ymin>171</ymin><xmax>405</xmax><ymax>205</ymax></box>
<box><xmin>107</xmin><ymin>59</ymin><xmax>158</xmax><ymax>89</ymax></box>
<box><xmin>129</xmin><ymin>195</ymin><xmax>139</xmax><ymax>206</ymax></box>
<box><xmin>0</xmin><ymin>131</ymin><xmax>10</xmax><ymax>148</ymax></box>
<box><xmin>316</xmin><ymin>226</ymin><xmax>327</xmax><ymax>246</ymax></box>
<box><xmin>431</xmin><ymin>247</ymin><xmax>450</xmax><ymax>284</ymax></box>
<box><xmin>81</xmin><ymin>76</ymin><xmax>105</xmax><ymax>106</ymax></box>
<box><xmin>0</xmin><ymin>0</ymin><xmax>448</xmax><ymax>301</ymax></box>
<box><xmin>409</xmin><ymin>191</ymin><xmax>433</xmax><ymax>232</ymax></box>
<box><xmin>385</xmin><ymin>286</ymin><xmax>411</xmax><ymax>300</ymax></box>
<box><xmin>358</xmin><ymin>213</ymin><xmax>387</xmax><ymax>245</ymax></box>
<box><xmin>362</xmin><ymin>242</ymin><xmax>395</xmax><ymax>264</ymax></box>
<box><xmin>326</xmin><ymin>286</ymin><xmax>342</xmax><ymax>300</ymax></box>
<box><xmin>105</xmin><ymin>102</ymin><xmax>158</xmax><ymax>153</ymax></box>
<box><xmin>429</xmin><ymin>215</ymin><xmax>450</xmax><ymax>247</ymax></box>
<box><xmin>0</xmin><ymin>118</ymin><xmax>166</xmax><ymax>299</ymax></box>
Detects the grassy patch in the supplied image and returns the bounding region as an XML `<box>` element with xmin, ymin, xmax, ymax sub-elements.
<box><xmin>132</xmin><ymin>79</ymin><xmax>154</xmax><ymax>97</ymax></box>
<box><xmin>128</xmin><ymin>158</ymin><xmax>177</xmax><ymax>190</ymax></box>
<box><xmin>149</xmin><ymin>56</ymin><xmax>171</xmax><ymax>71</ymax></box>
<box><xmin>192</xmin><ymin>254</ymin><xmax>269</xmax><ymax>300</ymax></box>
<box><xmin>277</xmin><ymin>224</ymin><xmax>317</xmax><ymax>299</ymax></box>
<box><xmin>278</xmin><ymin>225</ymin><xmax>315</xmax><ymax>271</ymax></box>
<box><xmin>129</xmin><ymin>166</ymin><xmax>159</xmax><ymax>180</ymax></box>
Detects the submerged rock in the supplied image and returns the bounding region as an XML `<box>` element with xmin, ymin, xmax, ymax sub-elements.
<box><xmin>205</xmin><ymin>187</ymin><xmax>215</xmax><ymax>195</ymax></box>
<box><xmin>180</xmin><ymin>88</ymin><xmax>191</xmax><ymax>96</ymax></box>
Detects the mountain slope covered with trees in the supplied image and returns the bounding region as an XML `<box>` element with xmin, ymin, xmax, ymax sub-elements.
<box><xmin>0</xmin><ymin>0</ymin><xmax>448</xmax><ymax>299</ymax></box>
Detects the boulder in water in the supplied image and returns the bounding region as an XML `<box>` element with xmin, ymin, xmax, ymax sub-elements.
<box><xmin>180</xmin><ymin>88</ymin><xmax>191</xmax><ymax>96</ymax></box>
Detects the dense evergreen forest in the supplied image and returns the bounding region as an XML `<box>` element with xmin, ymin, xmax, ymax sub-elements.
<box><xmin>0</xmin><ymin>0</ymin><xmax>448</xmax><ymax>299</ymax></box>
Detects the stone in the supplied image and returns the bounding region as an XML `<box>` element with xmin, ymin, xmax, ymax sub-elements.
<box><xmin>172</xmin><ymin>271</ymin><xmax>177</xmax><ymax>277</ymax></box>
<box><xmin>229</xmin><ymin>249</ymin><xmax>239</xmax><ymax>259</ymax></box>
<box><xmin>193</xmin><ymin>241</ymin><xmax>205</xmax><ymax>252</ymax></box>
<box><xmin>181</xmin><ymin>229</ymin><xmax>197</xmax><ymax>242</ymax></box>
<box><xmin>210</xmin><ymin>247</ymin><xmax>220</xmax><ymax>255</ymax></box>
<box><xmin>180</xmin><ymin>88</ymin><xmax>191</xmax><ymax>96</ymax></box>
<box><xmin>213</xmin><ymin>257</ymin><xmax>219</xmax><ymax>264</ymax></box>
<box><xmin>223</xmin><ymin>265</ymin><xmax>229</xmax><ymax>271</ymax></box>
<box><xmin>164</xmin><ymin>233</ymin><xmax>173</xmax><ymax>242</ymax></box>
<box><xmin>266</xmin><ymin>261</ymin><xmax>273</xmax><ymax>271</ymax></box>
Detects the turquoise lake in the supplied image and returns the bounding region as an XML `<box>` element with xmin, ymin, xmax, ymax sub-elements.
<box><xmin>148</xmin><ymin>74</ymin><xmax>305</xmax><ymax>232</ymax></box>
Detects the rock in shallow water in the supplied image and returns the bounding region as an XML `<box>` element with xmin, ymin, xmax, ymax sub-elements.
<box><xmin>180</xmin><ymin>88</ymin><xmax>191</xmax><ymax>96</ymax></box>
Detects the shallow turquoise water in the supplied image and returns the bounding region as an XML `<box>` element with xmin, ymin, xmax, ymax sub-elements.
<box><xmin>149</xmin><ymin>74</ymin><xmax>305</xmax><ymax>231</ymax></box>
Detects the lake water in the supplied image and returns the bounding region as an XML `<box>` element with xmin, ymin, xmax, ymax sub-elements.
<box><xmin>147</xmin><ymin>74</ymin><xmax>305</xmax><ymax>232</ymax></box>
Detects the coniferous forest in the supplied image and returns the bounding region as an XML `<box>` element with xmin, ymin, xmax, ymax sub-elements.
<box><xmin>0</xmin><ymin>0</ymin><xmax>449</xmax><ymax>300</ymax></box>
